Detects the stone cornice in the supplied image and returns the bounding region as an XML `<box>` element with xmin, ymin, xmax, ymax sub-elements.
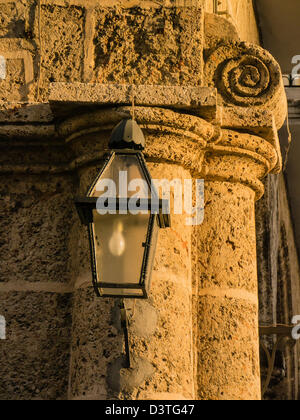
<box><xmin>50</xmin><ymin>83</ymin><xmax>218</xmax><ymax>121</ymax></box>
<box><xmin>0</xmin><ymin>38</ymin><xmax>287</xmax><ymax>149</ymax></box>
<box><xmin>49</xmin><ymin>83</ymin><xmax>217</xmax><ymax>111</ymax></box>
<box><xmin>49</xmin><ymin>80</ymin><xmax>285</xmax><ymax>149</ymax></box>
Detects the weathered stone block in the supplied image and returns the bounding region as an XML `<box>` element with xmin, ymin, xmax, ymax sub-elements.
<box><xmin>0</xmin><ymin>291</ymin><xmax>72</xmax><ymax>400</ymax></box>
<box><xmin>93</xmin><ymin>6</ymin><xmax>204</xmax><ymax>85</ymax></box>
<box><xmin>0</xmin><ymin>1</ymin><xmax>28</xmax><ymax>38</ymax></box>
<box><xmin>197</xmin><ymin>295</ymin><xmax>260</xmax><ymax>400</ymax></box>
<box><xmin>0</xmin><ymin>39</ymin><xmax>35</xmax><ymax>103</ymax></box>
<box><xmin>40</xmin><ymin>4</ymin><xmax>85</xmax><ymax>97</ymax></box>
<box><xmin>69</xmin><ymin>287</ymin><xmax>122</xmax><ymax>400</ymax></box>
<box><xmin>49</xmin><ymin>83</ymin><xmax>217</xmax><ymax>119</ymax></box>
<box><xmin>0</xmin><ymin>173</ymin><xmax>77</xmax><ymax>284</ymax></box>
<box><xmin>0</xmin><ymin>58</ymin><xmax>26</xmax><ymax>102</ymax></box>
<box><xmin>196</xmin><ymin>181</ymin><xmax>258</xmax><ymax>293</ymax></box>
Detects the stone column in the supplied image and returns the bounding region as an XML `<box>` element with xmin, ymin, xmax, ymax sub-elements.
<box><xmin>58</xmin><ymin>106</ymin><xmax>214</xmax><ymax>400</ymax></box>
<box><xmin>193</xmin><ymin>40</ymin><xmax>286</xmax><ymax>399</ymax></box>
<box><xmin>195</xmin><ymin>129</ymin><xmax>280</xmax><ymax>400</ymax></box>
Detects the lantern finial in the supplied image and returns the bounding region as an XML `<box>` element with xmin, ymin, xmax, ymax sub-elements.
<box><xmin>109</xmin><ymin>119</ymin><xmax>145</xmax><ymax>150</ymax></box>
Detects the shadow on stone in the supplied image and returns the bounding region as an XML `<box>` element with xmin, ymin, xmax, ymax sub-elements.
<box><xmin>107</xmin><ymin>356</ymin><xmax>154</xmax><ymax>395</ymax></box>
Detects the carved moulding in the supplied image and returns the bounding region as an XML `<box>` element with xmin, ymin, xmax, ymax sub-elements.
<box><xmin>205</xmin><ymin>41</ymin><xmax>287</xmax><ymax>173</ymax></box>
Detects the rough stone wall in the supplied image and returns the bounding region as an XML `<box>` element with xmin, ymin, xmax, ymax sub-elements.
<box><xmin>203</xmin><ymin>0</ymin><xmax>260</xmax><ymax>44</ymax></box>
<box><xmin>0</xmin><ymin>292</ymin><xmax>72</xmax><ymax>399</ymax></box>
<box><xmin>226</xmin><ymin>0</ymin><xmax>260</xmax><ymax>44</ymax></box>
<box><xmin>0</xmin><ymin>1</ymin><xmax>205</xmax><ymax>400</ymax></box>
<box><xmin>0</xmin><ymin>0</ymin><xmax>259</xmax><ymax>106</ymax></box>
<box><xmin>256</xmin><ymin>174</ymin><xmax>300</xmax><ymax>400</ymax></box>
<box><xmin>0</xmin><ymin>1</ymin><xmax>205</xmax><ymax>105</ymax></box>
<box><xmin>0</xmin><ymin>139</ymin><xmax>77</xmax><ymax>399</ymax></box>
<box><xmin>0</xmin><ymin>0</ymin><xmax>293</xmax><ymax>401</ymax></box>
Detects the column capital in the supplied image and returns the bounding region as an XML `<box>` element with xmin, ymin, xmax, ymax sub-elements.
<box><xmin>56</xmin><ymin>103</ymin><xmax>280</xmax><ymax>200</ymax></box>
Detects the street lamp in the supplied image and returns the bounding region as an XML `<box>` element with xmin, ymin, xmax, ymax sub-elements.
<box><xmin>75</xmin><ymin>118</ymin><xmax>171</xmax><ymax>367</ymax></box>
<box><xmin>75</xmin><ymin>119</ymin><xmax>170</xmax><ymax>299</ymax></box>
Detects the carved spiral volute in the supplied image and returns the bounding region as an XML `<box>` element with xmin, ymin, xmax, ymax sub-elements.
<box><xmin>205</xmin><ymin>42</ymin><xmax>282</xmax><ymax>107</ymax></box>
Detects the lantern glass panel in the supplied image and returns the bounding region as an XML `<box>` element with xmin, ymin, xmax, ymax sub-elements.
<box><xmin>90</xmin><ymin>153</ymin><xmax>151</xmax><ymax>199</ymax></box>
<box><xmin>92</xmin><ymin>210</ymin><xmax>151</xmax><ymax>287</ymax></box>
<box><xmin>144</xmin><ymin>215</ymin><xmax>159</xmax><ymax>290</ymax></box>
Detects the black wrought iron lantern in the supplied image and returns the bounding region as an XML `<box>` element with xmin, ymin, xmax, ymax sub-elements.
<box><xmin>75</xmin><ymin>119</ymin><xmax>170</xmax><ymax>299</ymax></box>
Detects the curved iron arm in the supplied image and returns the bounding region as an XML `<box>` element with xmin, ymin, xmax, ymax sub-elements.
<box><xmin>120</xmin><ymin>299</ymin><xmax>131</xmax><ymax>368</ymax></box>
<box><xmin>259</xmin><ymin>325</ymin><xmax>296</xmax><ymax>398</ymax></box>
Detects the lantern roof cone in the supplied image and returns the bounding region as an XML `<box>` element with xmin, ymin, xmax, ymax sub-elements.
<box><xmin>109</xmin><ymin>119</ymin><xmax>145</xmax><ymax>150</ymax></box>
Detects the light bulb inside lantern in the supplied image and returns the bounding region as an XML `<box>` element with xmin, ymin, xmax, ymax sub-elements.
<box><xmin>109</xmin><ymin>221</ymin><xmax>126</xmax><ymax>257</ymax></box>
